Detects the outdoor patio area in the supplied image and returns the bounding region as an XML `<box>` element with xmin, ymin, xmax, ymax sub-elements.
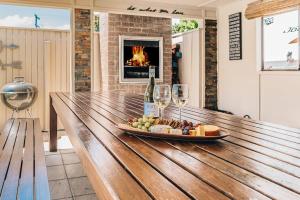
<box><xmin>1</xmin><ymin>0</ymin><xmax>300</xmax><ymax>200</ymax></box>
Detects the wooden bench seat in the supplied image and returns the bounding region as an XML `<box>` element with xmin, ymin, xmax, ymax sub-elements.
<box><xmin>0</xmin><ymin>118</ymin><xmax>50</xmax><ymax>200</ymax></box>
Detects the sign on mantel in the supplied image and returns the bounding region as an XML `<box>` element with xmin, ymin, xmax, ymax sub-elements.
<box><xmin>229</xmin><ymin>12</ymin><xmax>242</xmax><ymax>60</ymax></box>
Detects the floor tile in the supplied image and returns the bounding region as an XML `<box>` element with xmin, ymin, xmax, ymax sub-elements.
<box><xmin>60</xmin><ymin>148</ymin><xmax>75</xmax><ymax>154</ymax></box>
<box><xmin>74</xmin><ymin>194</ymin><xmax>98</xmax><ymax>200</ymax></box>
<box><xmin>47</xmin><ymin>165</ymin><xmax>67</xmax><ymax>181</ymax></box>
<box><xmin>49</xmin><ymin>179</ymin><xmax>72</xmax><ymax>200</ymax></box>
<box><xmin>65</xmin><ymin>163</ymin><xmax>86</xmax><ymax>178</ymax></box>
<box><xmin>58</xmin><ymin>135</ymin><xmax>74</xmax><ymax>149</ymax></box>
<box><xmin>69</xmin><ymin>177</ymin><xmax>94</xmax><ymax>196</ymax></box>
<box><xmin>45</xmin><ymin>150</ymin><xmax>60</xmax><ymax>156</ymax></box>
<box><xmin>62</xmin><ymin>153</ymin><xmax>80</xmax><ymax>165</ymax></box>
<box><xmin>46</xmin><ymin>154</ymin><xmax>63</xmax><ymax>166</ymax></box>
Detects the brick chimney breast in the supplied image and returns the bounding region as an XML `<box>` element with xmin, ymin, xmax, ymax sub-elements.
<box><xmin>99</xmin><ymin>13</ymin><xmax>172</xmax><ymax>94</ymax></box>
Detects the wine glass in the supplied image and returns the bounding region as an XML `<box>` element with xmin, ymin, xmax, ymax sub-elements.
<box><xmin>172</xmin><ymin>84</ymin><xmax>189</xmax><ymax>122</ymax></box>
<box><xmin>153</xmin><ymin>85</ymin><xmax>171</xmax><ymax>119</ymax></box>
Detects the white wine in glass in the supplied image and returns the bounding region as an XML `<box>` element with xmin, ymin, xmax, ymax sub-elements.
<box><xmin>153</xmin><ymin>85</ymin><xmax>171</xmax><ymax>119</ymax></box>
<box><xmin>172</xmin><ymin>84</ymin><xmax>189</xmax><ymax>122</ymax></box>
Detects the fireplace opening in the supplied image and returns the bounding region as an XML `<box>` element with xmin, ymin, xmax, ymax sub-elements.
<box><xmin>123</xmin><ymin>40</ymin><xmax>160</xmax><ymax>79</ymax></box>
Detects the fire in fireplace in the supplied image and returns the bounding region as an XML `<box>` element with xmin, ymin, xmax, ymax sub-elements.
<box><xmin>125</xmin><ymin>46</ymin><xmax>150</xmax><ymax>67</ymax></box>
<box><xmin>120</xmin><ymin>36</ymin><xmax>163</xmax><ymax>83</ymax></box>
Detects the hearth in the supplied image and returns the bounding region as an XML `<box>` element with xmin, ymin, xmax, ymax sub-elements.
<box><xmin>119</xmin><ymin>36</ymin><xmax>163</xmax><ymax>83</ymax></box>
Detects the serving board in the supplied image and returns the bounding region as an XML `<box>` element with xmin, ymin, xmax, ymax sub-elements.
<box><xmin>117</xmin><ymin>124</ymin><xmax>230</xmax><ymax>141</ymax></box>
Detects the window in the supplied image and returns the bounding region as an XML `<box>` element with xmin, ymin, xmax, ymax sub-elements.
<box><xmin>262</xmin><ymin>10</ymin><xmax>299</xmax><ymax>70</ymax></box>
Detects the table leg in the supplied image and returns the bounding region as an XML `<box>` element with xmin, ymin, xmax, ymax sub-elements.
<box><xmin>50</xmin><ymin>96</ymin><xmax>57</xmax><ymax>152</ymax></box>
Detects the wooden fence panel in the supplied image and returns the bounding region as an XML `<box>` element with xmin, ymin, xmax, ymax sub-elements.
<box><xmin>0</xmin><ymin>27</ymin><xmax>71</xmax><ymax>130</ymax></box>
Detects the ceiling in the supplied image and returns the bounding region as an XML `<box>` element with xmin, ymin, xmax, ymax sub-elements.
<box><xmin>139</xmin><ymin>0</ymin><xmax>235</xmax><ymax>7</ymax></box>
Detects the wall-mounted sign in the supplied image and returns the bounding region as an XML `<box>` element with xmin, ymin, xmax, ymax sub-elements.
<box><xmin>229</xmin><ymin>12</ymin><xmax>242</xmax><ymax>60</ymax></box>
<box><xmin>127</xmin><ymin>5</ymin><xmax>184</xmax><ymax>15</ymax></box>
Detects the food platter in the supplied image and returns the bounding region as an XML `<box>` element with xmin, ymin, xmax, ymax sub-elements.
<box><xmin>117</xmin><ymin>123</ymin><xmax>230</xmax><ymax>141</ymax></box>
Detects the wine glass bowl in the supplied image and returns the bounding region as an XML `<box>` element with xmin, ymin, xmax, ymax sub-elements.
<box><xmin>172</xmin><ymin>84</ymin><xmax>189</xmax><ymax>121</ymax></box>
<box><xmin>153</xmin><ymin>84</ymin><xmax>171</xmax><ymax>118</ymax></box>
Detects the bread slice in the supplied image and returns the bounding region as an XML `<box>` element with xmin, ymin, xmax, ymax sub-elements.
<box><xmin>204</xmin><ymin>125</ymin><xmax>220</xmax><ymax>136</ymax></box>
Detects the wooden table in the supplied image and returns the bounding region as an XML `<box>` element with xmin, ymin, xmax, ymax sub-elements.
<box><xmin>50</xmin><ymin>92</ymin><xmax>300</xmax><ymax>200</ymax></box>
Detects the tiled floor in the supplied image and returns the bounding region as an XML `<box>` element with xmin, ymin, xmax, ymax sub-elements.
<box><xmin>44</xmin><ymin>132</ymin><xmax>99</xmax><ymax>200</ymax></box>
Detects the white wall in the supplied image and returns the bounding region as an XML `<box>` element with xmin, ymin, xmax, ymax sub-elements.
<box><xmin>260</xmin><ymin>72</ymin><xmax>300</xmax><ymax>128</ymax></box>
<box><xmin>218</xmin><ymin>0</ymin><xmax>260</xmax><ymax>119</ymax></box>
<box><xmin>217</xmin><ymin>0</ymin><xmax>300</xmax><ymax>128</ymax></box>
<box><xmin>173</xmin><ymin>29</ymin><xmax>203</xmax><ymax>108</ymax></box>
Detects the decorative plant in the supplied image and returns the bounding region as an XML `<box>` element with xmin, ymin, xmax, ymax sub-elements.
<box><xmin>172</xmin><ymin>19</ymin><xmax>199</xmax><ymax>34</ymax></box>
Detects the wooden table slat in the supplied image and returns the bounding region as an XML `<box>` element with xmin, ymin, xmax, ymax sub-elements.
<box><xmin>1</xmin><ymin>120</ymin><xmax>26</xmax><ymax>199</ymax></box>
<box><xmin>0</xmin><ymin>118</ymin><xmax>15</xmax><ymax>153</ymax></box>
<box><xmin>0</xmin><ymin>119</ymin><xmax>19</xmax><ymax>191</ymax></box>
<box><xmin>34</xmin><ymin>119</ymin><xmax>51</xmax><ymax>200</ymax></box>
<box><xmin>18</xmin><ymin>119</ymin><xmax>34</xmax><ymax>200</ymax></box>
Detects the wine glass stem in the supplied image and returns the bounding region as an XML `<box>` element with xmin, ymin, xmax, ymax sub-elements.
<box><xmin>161</xmin><ymin>108</ymin><xmax>164</xmax><ymax>119</ymax></box>
<box><xmin>179</xmin><ymin>107</ymin><xmax>182</xmax><ymax>122</ymax></box>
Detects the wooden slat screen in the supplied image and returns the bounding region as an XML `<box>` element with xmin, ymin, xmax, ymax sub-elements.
<box><xmin>0</xmin><ymin>27</ymin><xmax>71</xmax><ymax>130</ymax></box>
<box><xmin>245</xmin><ymin>0</ymin><xmax>300</xmax><ymax>19</ymax></box>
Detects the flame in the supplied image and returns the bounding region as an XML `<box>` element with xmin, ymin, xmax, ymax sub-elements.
<box><xmin>126</xmin><ymin>46</ymin><xmax>150</xmax><ymax>67</ymax></box>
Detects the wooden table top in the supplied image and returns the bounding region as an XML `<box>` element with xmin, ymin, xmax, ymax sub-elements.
<box><xmin>50</xmin><ymin>92</ymin><xmax>300</xmax><ymax>200</ymax></box>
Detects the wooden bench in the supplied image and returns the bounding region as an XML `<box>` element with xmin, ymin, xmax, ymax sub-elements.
<box><xmin>0</xmin><ymin>118</ymin><xmax>50</xmax><ymax>200</ymax></box>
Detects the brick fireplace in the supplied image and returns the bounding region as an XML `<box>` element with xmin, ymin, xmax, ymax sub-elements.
<box><xmin>99</xmin><ymin>13</ymin><xmax>172</xmax><ymax>94</ymax></box>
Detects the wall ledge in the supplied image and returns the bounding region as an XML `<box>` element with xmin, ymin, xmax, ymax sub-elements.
<box><xmin>259</xmin><ymin>71</ymin><xmax>300</xmax><ymax>76</ymax></box>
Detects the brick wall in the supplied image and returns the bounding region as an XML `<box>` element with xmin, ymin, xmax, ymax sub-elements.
<box><xmin>74</xmin><ymin>8</ymin><xmax>91</xmax><ymax>92</ymax></box>
<box><xmin>205</xmin><ymin>19</ymin><xmax>218</xmax><ymax>110</ymax></box>
<box><xmin>99</xmin><ymin>13</ymin><xmax>172</xmax><ymax>94</ymax></box>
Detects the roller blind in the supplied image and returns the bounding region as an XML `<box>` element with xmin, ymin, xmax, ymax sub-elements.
<box><xmin>245</xmin><ymin>0</ymin><xmax>300</xmax><ymax>19</ymax></box>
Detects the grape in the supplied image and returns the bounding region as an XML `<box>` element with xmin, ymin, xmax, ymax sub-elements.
<box><xmin>132</xmin><ymin>122</ymin><xmax>139</xmax><ymax>128</ymax></box>
<box><xmin>142</xmin><ymin>126</ymin><xmax>147</xmax><ymax>131</ymax></box>
<box><xmin>145</xmin><ymin>122</ymin><xmax>151</xmax><ymax>128</ymax></box>
<box><xmin>138</xmin><ymin>125</ymin><xmax>142</xmax><ymax>129</ymax></box>
<box><xmin>149</xmin><ymin>113</ymin><xmax>154</xmax><ymax>119</ymax></box>
<box><xmin>138</xmin><ymin>118</ymin><xmax>143</xmax><ymax>123</ymax></box>
<box><xmin>183</xmin><ymin>120</ymin><xmax>188</xmax><ymax>126</ymax></box>
<box><xmin>143</xmin><ymin>116</ymin><xmax>148</xmax><ymax>123</ymax></box>
<box><xmin>149</xmin><ymin>118</ymin><xmax>155</xmax><ymax>123</ymax></box>
<box><xmin>183</xmin><ymin>129</ymin><xmax>189</xmax><ymax>135</ymax></box>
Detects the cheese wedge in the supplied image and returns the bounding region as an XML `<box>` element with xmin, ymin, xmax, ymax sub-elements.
<box><xmin>150</xmin><ymin>125</ymin><xmax>172</xmax><ymax>133</ymax></box>
<box><xmin>195</xmin><ymin>126</ymin><xmax>205</xmax><ymax>136</ymax></box>
<box><xmin>170</xmin><ymin>129</ymin><xmax>183</xmax><ymax>135</ymax></box>
<box><xmin>189</xmin><ymin>130</ymin><xmax>196</xmax><ymax>136</ymax></box>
